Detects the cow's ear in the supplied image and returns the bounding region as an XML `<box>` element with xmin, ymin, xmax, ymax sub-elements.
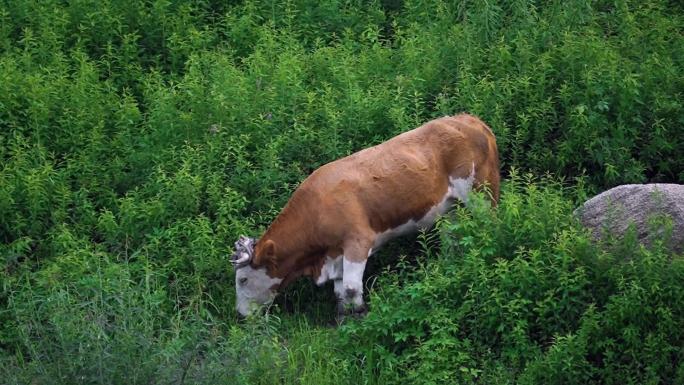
<box><xmin>256</xmin><ymin>239</ymin><xmax>276</xmax><ymax>266</ymax></box>
<box><xmin>264</xmin><ymin>240</ymin><xmax>276</xmax><ymax>258</ymax></box>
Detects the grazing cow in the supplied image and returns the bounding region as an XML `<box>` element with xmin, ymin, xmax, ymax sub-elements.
<box><xmin>231</xmin><ymin>114</ymin><xmax>500</xmax><ymax>317</ymax></box>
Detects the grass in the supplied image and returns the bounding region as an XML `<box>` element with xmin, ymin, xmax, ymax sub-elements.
<box><xmin>1</xmin><ymin>1</ymin><xmax>683</xmax><ymax>384</ymax></box>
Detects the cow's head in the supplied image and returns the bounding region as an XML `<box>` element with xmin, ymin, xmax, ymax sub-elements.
<box><xmin>231</xmin><ymin>236</ymin><xmax>281</xmax><ymax>317</ymax></box>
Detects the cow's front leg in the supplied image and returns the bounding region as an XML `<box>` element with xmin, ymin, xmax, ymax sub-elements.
<box><xmin>333</xmin><ymin>237</ymin><xmax>373</xmax><ymax>322</ymax></box>
<box><xmin>333</xmin><ymin>278</ymin><xmax>346</xmax><ymax>315</ymax></box>
<box><xmin>336</xmin><ymin>256</ymin><xmax>368</xmax><ymax>317</ymax></box>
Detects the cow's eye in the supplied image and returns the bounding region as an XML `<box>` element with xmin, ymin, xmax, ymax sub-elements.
<box><xmin>239</xmin><ymin>277</ymin><xmax>248</xmax><ymax>285</ymax></box>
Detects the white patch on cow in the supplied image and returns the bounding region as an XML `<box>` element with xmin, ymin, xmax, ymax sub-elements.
<box><xmin>316</xmin><ymin>255</ymin><xmax>343</xmax><ymax>285</ymax></box>
<box><xmin>235</xmin><ymin>265</ymin><xmax>283</xmax><ymax>317</ymax></box>
<box><xmin>342</xmin><ymin>257</ymin><xmax>367</xmax><ymax>307</ymax></box>
<box><xmin>367</xmin><ymin>248</ymin><xmax>373</xmax><ymax>257</ymax></box>
<box><xmin>372</xmin><ymin>163</ymin><xmax>476</xmax><ymax>251</ymax></box>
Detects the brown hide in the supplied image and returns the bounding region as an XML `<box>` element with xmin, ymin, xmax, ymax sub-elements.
<box><xmin>251</xmin><ymin>114</ymin><xmax>499</xmax><ymax>287</ymax></box>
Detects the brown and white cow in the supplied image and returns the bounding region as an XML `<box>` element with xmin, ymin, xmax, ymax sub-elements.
<box><xmin>231</xmin><ymin>114</ymin><xmax>500</xmax><ymax>317</ymax></box>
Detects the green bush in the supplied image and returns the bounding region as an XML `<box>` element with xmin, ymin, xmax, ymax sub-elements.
<box><xmin>1</xmin><ymin>0</ymin><xmax>683</xmax><ymax>384</ymax></box>
<box><xmin>342</xmin><ymin>176</ymin><xmax>684</xmax><ymax>385</ymax></box>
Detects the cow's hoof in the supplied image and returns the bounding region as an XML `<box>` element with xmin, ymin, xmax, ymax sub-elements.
<box><xmin>352</xmin><ymin>304</ymin><xmax>368</xmax><ymax>318</ymax></box>
<box><xmin>335</xmin><ymin>304</ymin><xmax>368</xmax><ymax>325</ymax></box>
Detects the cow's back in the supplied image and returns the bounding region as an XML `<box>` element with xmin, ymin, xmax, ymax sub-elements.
<box><xmin>301</xmin><ymin>114</ymin><xmax>498</xmax><ymax>238</ymax></box>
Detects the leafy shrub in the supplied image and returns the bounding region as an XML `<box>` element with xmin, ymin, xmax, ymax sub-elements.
<box><xmin>342</xmin><ymin>176</ymin><xmax>684</xmax><ymax>385</ymax></box>
<box><xmin>1</xmin><ymin>0</ymin><xmax>683</xmax><ymax>384</ymax></box>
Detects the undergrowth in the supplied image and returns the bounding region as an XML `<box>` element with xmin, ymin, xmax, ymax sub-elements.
<box><xmin>1</xmin><ymin>0</ymin><xmax>683</xmax><ymax>384</ymax></box>
<box><xmin>342</xmin><ymin>174</ymin><xmax>684</xmax><ymax>384</ymax></box>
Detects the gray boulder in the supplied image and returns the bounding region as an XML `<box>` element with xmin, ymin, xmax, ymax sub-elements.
<box><xmin>576</xmin><ymin>184</ymin><xmax>684</xmax><ymax>254</ymax></box>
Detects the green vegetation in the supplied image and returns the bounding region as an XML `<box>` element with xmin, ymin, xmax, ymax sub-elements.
<box><xmin>1</xmin><ymin>0</ymin><xmax>682</xmax><ymax>384</ymax></box>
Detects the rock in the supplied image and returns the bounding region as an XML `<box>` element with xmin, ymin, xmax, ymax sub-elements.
<box><xmin>576</xmin><ymin>184</ymin><xmax>684</xmax><ymax>254</ymax></box>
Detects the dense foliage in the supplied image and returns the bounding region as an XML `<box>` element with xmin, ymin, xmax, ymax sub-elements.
<box><xmin>346</xmin><ymin>175</ymin><xmax>684</xmax><ymax>384</ymax></box>
<box><xmin>1</xmin><ymin>0</ymin><xmax>682</xmax><ymax>384</ymax></box>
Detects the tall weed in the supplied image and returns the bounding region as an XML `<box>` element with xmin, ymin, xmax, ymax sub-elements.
<box><xmin>1</xmin><ymin>0</ymin><xmax>682</xmax><ymax>383</ymax></box>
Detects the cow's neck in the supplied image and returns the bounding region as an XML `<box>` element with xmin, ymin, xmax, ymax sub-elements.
<box><xmin>257</xmin><ymin>200</ymin><xmax>320</xmax><ymax>280</ymax></box>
